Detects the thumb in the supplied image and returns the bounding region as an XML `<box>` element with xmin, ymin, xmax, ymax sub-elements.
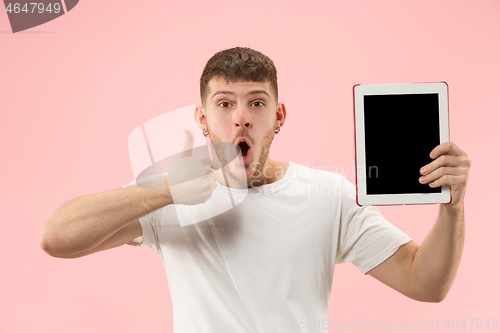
<box><xmin>179</xmin><ymin>127</ymin><xmax>194</xmax><ymax>158</ymax></box>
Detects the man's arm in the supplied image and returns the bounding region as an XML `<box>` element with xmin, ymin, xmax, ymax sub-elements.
<box><xmin>39</xmin><ymin>129</ymin><xmax>219</xmax><ymax>258</ymax></box>
<box><xmin>367</xmin><ymin>141</ymin><xmax>470</xmax><ymax>303</ymax></box>
<box><xmin>367</xmin><ymin>203</ymin><xmax>464</xmax><ymax>302</ymax></box>
<box><xmin>47</xmin><ymin>219</ymin><xmax>143</xmax><ymax>259</ymax></box>
<box><xmin>39</xmin><ymin>176</ymin><xmax>172</xmax><ymax>258</ymax></box>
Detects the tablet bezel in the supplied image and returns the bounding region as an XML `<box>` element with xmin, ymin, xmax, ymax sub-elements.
<box><xmin>353</xmin><ymin>82</ymin><xmax>451</xmax><ymax>206</ymax></box>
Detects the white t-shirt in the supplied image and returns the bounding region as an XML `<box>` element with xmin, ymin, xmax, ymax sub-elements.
<box><xmin>122</xmin><ymin>161</ymin><xmax>412</xmax><ymax>332</ymax></box>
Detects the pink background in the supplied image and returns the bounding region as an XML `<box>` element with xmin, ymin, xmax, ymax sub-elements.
<box><xmin>1</xmin><ymin>0</ymin><xmax>499</xmax><ymax>332</ymax></box>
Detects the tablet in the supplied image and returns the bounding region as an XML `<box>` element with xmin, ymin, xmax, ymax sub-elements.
<box><xmin>353</xmin><ymin>82</ymin><xmax>451</xmax><ymax>206</ymax></box>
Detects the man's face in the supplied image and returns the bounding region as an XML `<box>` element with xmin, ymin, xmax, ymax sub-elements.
<box><xmin>199</xmin><ymin>77</ymin><xmax>282</xmax><ymax>185</ymax></box>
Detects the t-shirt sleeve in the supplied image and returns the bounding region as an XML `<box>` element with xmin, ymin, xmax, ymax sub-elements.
<box><xmin>335</xmin><ymin>175</ymin><xmax>412</xmax><ymax>275</ymax></box>
<box><xmin>121</xmin><ymin>179</ymin><xmax>164</xmax><ymax>255</ymax></box>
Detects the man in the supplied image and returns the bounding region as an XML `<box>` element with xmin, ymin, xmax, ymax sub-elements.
<box><xmin>39</xmin><ymin>47</ymin><xmax>471</xmax><ymax>332</ymax></box>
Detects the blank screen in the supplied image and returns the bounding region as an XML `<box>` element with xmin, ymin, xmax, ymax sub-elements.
<box><xmin>363</xmin><ymin>93</ymin><xmax>441</xmax><ymax>195</ymax></box>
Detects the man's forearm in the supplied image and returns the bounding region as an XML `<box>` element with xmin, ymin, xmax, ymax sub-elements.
<box><xmin>40</xmin><ymin>176</ymin><xmax>172</xmax><ymax>257</ymax></box>
<box><xmin>411</xmin><ymin>201</ymin><xmax>465</xmax><ymax>301</ymax></box>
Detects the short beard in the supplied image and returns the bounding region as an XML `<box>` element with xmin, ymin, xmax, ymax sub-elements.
<box><xmin>247</xmin><ymin>125</ymin><xmax>275</xmax><ymax>186</ymax></box>
<box><xmin>206</xmin><ymin>122</ymin><xmax>276</xmax><ymax>187</ymax></box>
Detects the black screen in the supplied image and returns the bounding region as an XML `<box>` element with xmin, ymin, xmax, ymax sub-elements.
<box><xmin>363</xmin><ymin>93</ymin><xmax>441</xmax><ymax>195</ymax></box>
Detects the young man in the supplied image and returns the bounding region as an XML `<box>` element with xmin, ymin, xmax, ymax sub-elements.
<box><xmin>40</xmin><ymin>47</ymin><xmax>470</xmax><ymax>332</ymax></box>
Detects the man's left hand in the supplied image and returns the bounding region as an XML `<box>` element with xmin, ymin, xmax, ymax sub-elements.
<box><xmin>419</xmin><ymin>141</ymin><xmax>471</xmax><ymax>210</ymax></box>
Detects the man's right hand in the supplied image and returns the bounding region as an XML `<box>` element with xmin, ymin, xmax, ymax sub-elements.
<box><xmin>166</xmin><ymin>128</ymin><xmax>221</xmax><ymax>205</ymax></box>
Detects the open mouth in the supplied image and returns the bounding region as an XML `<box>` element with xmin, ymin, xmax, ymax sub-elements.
<box><xmin>236</xmin><ymin>140</ymin><xmax>252</xmax><ymax>163</ymax></box>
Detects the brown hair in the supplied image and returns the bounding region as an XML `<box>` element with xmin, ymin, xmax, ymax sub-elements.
<box><xmin>200</xmin><ymin>47</ymin><xmax>278</xmax><ymax>106</ymax></box>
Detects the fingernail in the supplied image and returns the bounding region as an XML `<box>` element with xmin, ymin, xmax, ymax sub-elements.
<box><xmin>419</xmin><ymin>176</ymin><xmax>426</xmax><ymax>183</ymax></box>
<box><xmin>421</xmin><ymin>168</ymin><xmax>427</xmax><ymax>175</ymax></box>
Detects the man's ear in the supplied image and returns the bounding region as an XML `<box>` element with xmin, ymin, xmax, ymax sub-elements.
<box><xmin>194</xmin><ymin>105</ymin><xmax>206</xmax><ymax>130</ymax></box>
<box><xmin>277</xmin><ymin>103</ymin><xmax>287</xmax><ymax>127</ymax></box>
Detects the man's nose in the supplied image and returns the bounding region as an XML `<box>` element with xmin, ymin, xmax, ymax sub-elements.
<box><xmin>234</xmin><ymin>104</ymin><xmax>251</xmax><ymax>129</ymax></box>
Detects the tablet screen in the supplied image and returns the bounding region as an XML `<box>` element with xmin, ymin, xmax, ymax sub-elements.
<box><xmin>363</xmin><ymin>93</ymin><xmax>441</xmax><ymax>195</ymax></box>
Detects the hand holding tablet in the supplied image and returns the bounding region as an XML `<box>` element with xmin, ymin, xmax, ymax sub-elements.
<box><xmin>353</xmin><ymin>82</ymin><xmax>470</xmax><ymax>207</ymax></box>
<box><xmin>417</xmin><ymin>141</ymin><xmax>471</xmax><ymax>209</ymax></box>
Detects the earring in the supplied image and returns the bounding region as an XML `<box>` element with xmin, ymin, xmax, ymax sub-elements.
<box><xmin>275</xmin><ymin>125</ymin><xmax>281</xmax><ymax>134</ymax></box>
<box><xmin>203</xmin><ymin>128</ymin><xmax>209</xmax><ymax>137</ymax></box>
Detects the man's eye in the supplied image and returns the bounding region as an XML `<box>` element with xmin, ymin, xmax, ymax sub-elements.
<box><xmin>219</xmin><ymin>102</ymin><xmax>230</xmax><ymax>108</ymax></box>
<box><xmin>251</xmin><ymin>101</ymin><xmax>264</xmax><ymax>107</ymax></box>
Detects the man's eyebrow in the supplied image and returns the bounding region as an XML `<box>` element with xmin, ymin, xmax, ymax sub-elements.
<box><xmin>211</xmin><ymin>90</ymin><xmax>271</xmax><ymax>100</ymax></box>
<box><xmin>248</xmin><ymin>90</ymin><xmax>270</xmax><ymax>98</ymax></box>
<box><xmin>211</xmin><ymin>91</ymin><xmax>235</xmax><ymax>100</ymax></box>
